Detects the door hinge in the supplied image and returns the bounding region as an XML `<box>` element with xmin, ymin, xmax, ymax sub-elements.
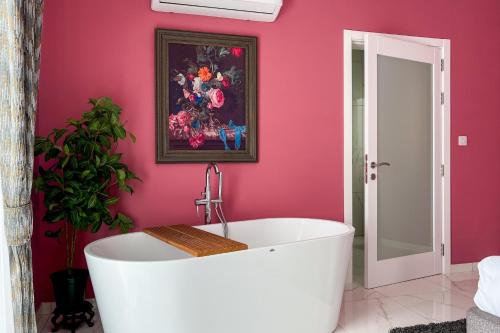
<box><xmin>441</xmin><ymin>59</ymin><xmax>444</xmax><ymax>72</ymax></box>
<box><xmin>441</xmin><ymin>243</ymin><xmax>445</xmax><ymax>256</ymax></box>
<box><xmin>441</xmin><ymin>92</ymin><xmax>444</xmax><ymax>105</ymax></box>
<box><xmin>440</xmin><ymin>164</ymin><xmax>445</xmax><ymax>177</ymax></box>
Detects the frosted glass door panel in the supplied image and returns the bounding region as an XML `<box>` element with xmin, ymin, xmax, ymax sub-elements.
<box><xmin>377</xmin><ymin>55</ymin><xmax>433</xmax><ymax>260</ymax></box>
<box><xmin>377</xmin><ymin>55</ymin><xmax>433</xmax><ymax>261</ymax></box>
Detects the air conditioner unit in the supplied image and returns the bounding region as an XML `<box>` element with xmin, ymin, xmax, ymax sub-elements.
<box><xmin>151</xmin><ymin>0</ymin><xmax>283</xmax><ymax>22</ymax></box>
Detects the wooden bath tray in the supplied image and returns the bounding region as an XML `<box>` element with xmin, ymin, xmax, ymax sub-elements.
<box><xmin>143</xmin><ymin>224</ymin><xmax>248</xmax><ymax>257</ymax></box>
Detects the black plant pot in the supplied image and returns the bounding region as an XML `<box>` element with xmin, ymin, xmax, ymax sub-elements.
<box><xmin>50</xmin><ymin>268</ymin><xmax>89</xmax><ymax>312</ymax></box>
<box><xmin>50</xmin><ymin>269</ymin><xmax>95</xmax><ymax>332</ymax></box>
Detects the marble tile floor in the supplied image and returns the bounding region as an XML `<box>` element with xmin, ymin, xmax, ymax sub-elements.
<box><xmin>338</xmin><ymin>271</ymin><xmax>479</xmax><ymax>332</ymax></box>
<box><xmin>37</xmin><ymin>271</ymin><xmax>478</xmax><ymax>333</ymax></box>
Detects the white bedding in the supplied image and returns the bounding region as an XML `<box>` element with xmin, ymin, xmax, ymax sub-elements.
<box><xmin>474</xmin><ymin>256</ymin><xmax>500</xmax><ymax>318</ymax></box>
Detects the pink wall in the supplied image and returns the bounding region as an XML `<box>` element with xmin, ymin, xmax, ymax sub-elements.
<box><xmin>34</xmin><ymin>0</ymin><xmax>500</xmax><ymax>302</ymax></box>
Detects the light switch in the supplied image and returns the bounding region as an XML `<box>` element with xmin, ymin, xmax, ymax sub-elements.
<box><xmin>458</xmin><ymin>136</ymin><xmax>468</xmax><ymax>146</ymax></box>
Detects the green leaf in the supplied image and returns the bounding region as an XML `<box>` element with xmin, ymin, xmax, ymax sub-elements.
<box><xmin>37</xmin><ymin>166</ymin><xmax>46</xmax><ymax>176</ymax></box>
<box><xmin>114</xmin><ymin>213</ymin><xmax>134</xmax><ymax>233</ymax></box>
<box><xmin>44</xmin><ymin>210</ymin><xmax>65</xmax><ymax>223</ymax></box>
<box><xmin>46</xmin><ymin>147</ymin><xmax>61</xmax><ymax>160</ymax></box>
<box><xmin>98</xmin><ymin>136</ymin><xmax>111</xmax><ymax>149</ymax></box>
<box><xmin>113</xmin><ymin>126</ymin><xmax>126</xmax><ymax>139</ymax></box>
<box><xmin>109</xmin><ymin>153</ymin><xmax>122</xmax><ymax>164</ymax></box>
<box><xmin>104</xmin><ymin>197</ymin><xmax>119</xmax><ymax>206</ymax></box>
<box><xmin>81</xmin><ymin>170</ymin><xmax>91</xmax><ymax>178</ymax></box>
<box><xmin>54</xmin><ymin>128</ymin><xmax>67</xmax><ymax>141</ymax></box>
<box><xmin>67</xmin><ymin>118</ymin><xmax>81</xmax><ymax>126</ymax></box>
<box><xmin>33</xmin><ymin>177</ymin><xmax>44</xmax><ymax>191</ymax></box>
<box><xmin>70</xmin><ymin>156</ymin><xmax>78</xmax><ymax>169</ymax></box>
<box><xmin>35</xmin><ymin>137</ymin><xmax>52</xmax><ymax>156</ymax></box>
<box><xmin>101</xmin><ymin>154</ymin><xmax>108</xmax><ymax>165</ymax></box>
<box><xmin>61</xmin><ymin>155</ymin><xmax>70</xmax><ymax>168</ymax></box>
<box><xmin>89</xmin><ymin>121</ymin><xmax>100</xmax><ymax>132</ymax></box>
<box><xmin>110</xmin><ymin>113</ymin><xmax>119</xmax><ymax>125</ymax></box>
<box><xmin>116</xmin><ymin>169</ymin><xmax>126</xmax><ymax>182</ymax></box>
<box><xmin>99</xmin><ymin>97</ymin><xmax>113</xmax><ymax>108</ymax></box>
<box><xmin>87</xmin><ymin>194</ymin><xmax>97</xmax><ymax>208</ymax></box>
<box><xmin>128</xmin><ymin>132</ymin><xmax>136</xmax><ymax>143</ymax></box>
<box><xmin>126</xmin><ymin>171</ymin><xmax>141</xmax><ymax>181</ymax></box>
<box><xmin>119</xmin><ymin>185</ymin><xmax>134</xmax><ymax>194</ymax></box>
<box><xmin>91</xmin><ymin>220</ymin><xmax>102</xmax><ymax>233</ymax></box>
<box><xmin>69</xmin><ymin>209</ymin><xmax>80</xmax><ymax>225</ymax></box>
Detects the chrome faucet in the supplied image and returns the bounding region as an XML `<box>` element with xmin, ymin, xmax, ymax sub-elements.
<box><xmin>195</xmin><ymin>163</ymin><xmax>228</xmax><ymax>237</ymax></box>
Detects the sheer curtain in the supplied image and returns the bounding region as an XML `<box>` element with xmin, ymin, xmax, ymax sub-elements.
<box><xmin>0</xmin><ymin>174</ymin><xmax>14</xmax><ymax>333</ymax></box>
<box><xmin>0</xmin><ymin>0</ymin><xmax>44</xmax><ymax>331</ymax></box>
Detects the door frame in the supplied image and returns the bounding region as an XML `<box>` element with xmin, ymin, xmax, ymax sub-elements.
<box><xmin>343</xmin><ymin>30</ymin><xmax>451</xmax><ymax>288</ymax></box>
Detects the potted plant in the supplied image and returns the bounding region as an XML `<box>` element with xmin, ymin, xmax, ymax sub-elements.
<box><xmin>34</xmin><ymin>97</ymin><xmax>140</xmax><ymax>321</ymax></box>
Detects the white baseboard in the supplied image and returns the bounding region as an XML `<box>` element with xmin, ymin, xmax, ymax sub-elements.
<box><xmin>450</xmin><ymin>262</ymin><xmax>479</xmax><ymax>273</ymax></box>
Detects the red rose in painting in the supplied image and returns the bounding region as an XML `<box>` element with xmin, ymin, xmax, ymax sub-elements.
<box><xmin>186</xmin><ymin>73</ymin><xmax>195</xmax><ymax>81</ymax></box>
<box><xmin>176</xmin><ymin>111</ymin><xmax>191</xmax><ymax>127</ymax></box>
<box><xmin>189</xmin><ymin>132</ymin><xmax>205</xmax><ymax>149</ymax></box>
<box><xmin>168</xmin><ymin>114</ymin><xmax>177</xmax><ymax>131</ymax></box>
<box><xmin>207</xmin><ymin>88</ymin><xmax>225</xmax><ymax>108</ymax></box>
<box><xmin>221</xmin><ymin>77</ymin><xmax>231</xmax><ymax>88</ymax></box>
<box><xmin>231</xmin><ymin>47</ymin><xmax>243</xmax><ymax>57</ymax></box>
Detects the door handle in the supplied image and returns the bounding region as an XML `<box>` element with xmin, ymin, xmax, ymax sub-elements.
<box><xmin>370</xmin><ymin>161</ymin><xmax>391</xmax><ymax>169</ymax></box>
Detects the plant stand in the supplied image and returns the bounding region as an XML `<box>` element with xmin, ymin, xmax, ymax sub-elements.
<box><xmin>50</xmin><ymin>300</ymin><xmax>94</xmax><ymax>333</ymax></box>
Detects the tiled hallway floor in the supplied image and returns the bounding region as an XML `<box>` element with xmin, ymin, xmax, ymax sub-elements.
<box><xmin>338</xmin><ymin>271</ymin><xmax>478</xmax><ymax>332</ymax></box>
<box><xmin>37</xmin><ymin>271</ymin><xmax>478</xmax><ymax>333</ymax></box>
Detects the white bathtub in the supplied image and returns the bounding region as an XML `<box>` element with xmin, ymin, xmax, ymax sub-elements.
<box><xmin>84</xmin><ymin>218</ymin><xmax>354</xmax><ymax>333</ymax></box>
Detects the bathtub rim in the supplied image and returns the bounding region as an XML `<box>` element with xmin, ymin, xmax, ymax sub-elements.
<box><xmin>84</xmin><ymin>218</ymin><xmax>354</xmax><ymax>264</ymax></box>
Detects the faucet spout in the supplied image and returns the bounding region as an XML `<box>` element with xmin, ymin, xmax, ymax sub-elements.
<box><xmin>194</xmin><ymin>163</ymin><xmax>228</xmax><ymax>238</ymax></box>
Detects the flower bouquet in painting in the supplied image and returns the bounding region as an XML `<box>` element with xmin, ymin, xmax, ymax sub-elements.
<box><xmin>156</xmin><ymin>29</ymin><xmax>257</xmax><ymax>162</ymax></box>
<box><xmin>169</xmin><ymin>44</ymin><xmax>247</xmax><ymax>150</ymax></box>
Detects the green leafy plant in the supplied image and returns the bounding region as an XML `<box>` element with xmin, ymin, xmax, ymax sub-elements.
<box><xmin>34</xmin><ymin>97</ymin><xmax>140</xmax><ymax>268</ymax></box>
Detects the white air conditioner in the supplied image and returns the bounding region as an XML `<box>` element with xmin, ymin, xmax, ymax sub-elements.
<box><xmin>151</xmin><ymin>0</ymin><xmax>283</xmax><ymax>22</ymax></box>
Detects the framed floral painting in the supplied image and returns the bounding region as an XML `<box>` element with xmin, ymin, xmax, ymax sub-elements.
<box><xmin>155</xmin><ymin>29</ymin><xmax>257</xmax><ymax>163</ymax></box>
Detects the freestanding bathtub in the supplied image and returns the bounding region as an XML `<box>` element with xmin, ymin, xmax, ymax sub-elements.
<box><xmin>84</xmin><ymin>218</ymin><xmax>354</xmax><ymax>333</ymax></box>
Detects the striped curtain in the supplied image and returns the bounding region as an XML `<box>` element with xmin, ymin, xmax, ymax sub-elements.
<box><xmin>0</xmin><ymin>0</ymin><xmax>44</xmax><ymax>332</ymax></box>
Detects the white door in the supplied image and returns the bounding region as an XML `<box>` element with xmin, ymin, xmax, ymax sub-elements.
<box><xmin>364</xmin><ymin>34</ymin><xmax>443</xmax><ymax>288</ymax></box>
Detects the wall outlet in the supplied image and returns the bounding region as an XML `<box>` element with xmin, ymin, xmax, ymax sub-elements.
<box><xmin>458</xmin><ymin>136</ymin><xmax>468</xmax><ymax>146</ymax></box>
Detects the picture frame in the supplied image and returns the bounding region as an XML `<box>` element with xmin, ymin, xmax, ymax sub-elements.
<box><xmin>155</xmin><ymin>29</ymin><xmax>258</xmax><ymax>163</ymax></box>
